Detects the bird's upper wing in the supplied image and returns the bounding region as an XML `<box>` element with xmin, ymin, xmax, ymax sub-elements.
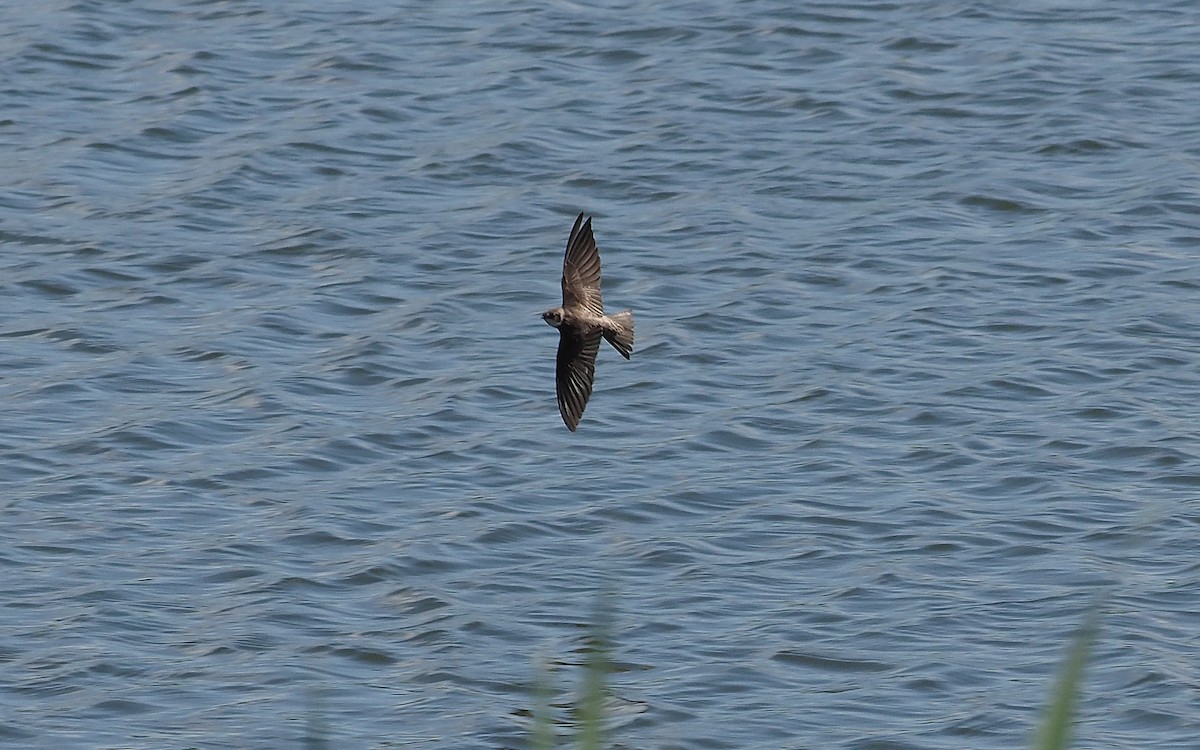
<box><xmin>561</xmin><ymin>212</ymin><xmax>605</xmax><ymax>316</ymax></box>
<box><xmin>555</xmin><ymin>327</ymin><xmax>601</xmax><ymax>431</ymax></box>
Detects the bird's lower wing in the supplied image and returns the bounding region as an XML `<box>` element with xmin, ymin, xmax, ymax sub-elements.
<box><xmin>556</xmin><ymin>329</ymin><xmax>601</xmax><ymax>431</ymax></box>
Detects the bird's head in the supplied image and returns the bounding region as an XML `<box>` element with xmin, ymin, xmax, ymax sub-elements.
<box><xmin>541</xmin><ymin>308</ymin><xmax>564</xmax><ymax>328</ymax></box>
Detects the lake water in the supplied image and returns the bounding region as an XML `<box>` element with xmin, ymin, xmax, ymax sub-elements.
<box><xmin>2</xmin><ymin>2</ymin><xmax>1198</xmax><ymax>748</ymax></box>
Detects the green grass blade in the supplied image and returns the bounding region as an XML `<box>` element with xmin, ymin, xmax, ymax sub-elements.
<box><xmin>530</xmin><ymin>657</ymin><xmax>557</xmax><ymax>750</ymax></box>
<box><xmin>1032</xmin><ymin>610</ymin><xmax>1100</xmax><ymax>750</ymax></box>
<box><xmin>577</xmin><ymin>600</ymin><xmax>611</xmax><ymax>750</ymax></box>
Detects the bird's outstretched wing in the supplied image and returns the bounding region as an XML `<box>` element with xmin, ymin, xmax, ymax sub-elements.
<box><xmin>555</xmin><ymin>327</ymin><xmax>601</xmax><ymax>431</ymax></box>
<box><xmin>561</xmin><ymin>212</ymin><xmax>604</xmax><ymax>316</ymax></box>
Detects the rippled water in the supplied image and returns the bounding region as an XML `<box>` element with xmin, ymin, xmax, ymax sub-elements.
<box><xmin>3</xmin><ymin>2</ymin><xmax>1199</xmax><ymax>748</ymax></box>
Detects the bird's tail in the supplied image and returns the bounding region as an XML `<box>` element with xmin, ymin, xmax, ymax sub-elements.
<box><xmin>603</xmin><ymin>310</ymin><xmax>634</xmax><ymax>359</ymax></box>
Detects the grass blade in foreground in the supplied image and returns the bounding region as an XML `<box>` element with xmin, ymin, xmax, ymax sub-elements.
<box><xmin>1032</xmin><ymin>610</ymin><xmax>1099</xmax><ymax>750</ymax></box>
<box><xmin>528</xmin><ymin>597</ymin><xmax>613</xmax><ymax>750</ymax></box>
<box><xmin>577</xmin><ymin>599</ymin><xmax>611</xmax><ymax>750</ymax></box>
<box><xmin>530</xmin><ymin>657</ymin><xmax>557</xmax><ymax>750</ymax></box>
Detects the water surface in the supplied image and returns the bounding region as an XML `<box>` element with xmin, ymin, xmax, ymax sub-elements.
<box><xmin>2</xmin><ymin>2</ymin><xmax>1198</xmax><ymax>748</ymax></box>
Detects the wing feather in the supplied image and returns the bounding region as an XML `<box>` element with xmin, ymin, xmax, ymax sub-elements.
<box><xmin>561</xmin><ymin>212</ymin><xmax>605</xmax><ymax>316</ymax></box>
<box><xmin>555</xmin><ymin>328</ymin><xmax>601</xmax><ymax>431</ymax></box>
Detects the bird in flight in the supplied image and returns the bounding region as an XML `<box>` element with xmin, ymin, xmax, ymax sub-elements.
<box><xmin>542</xmin><ymin>212</ymin><xmax>634</xmax><ymax>431</ymax></box>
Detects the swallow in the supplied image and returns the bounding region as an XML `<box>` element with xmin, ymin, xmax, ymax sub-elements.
<box><xmin>542</xmin><ymin>212</ymin><xmax>634</xmax><ymax>431</ymax></box>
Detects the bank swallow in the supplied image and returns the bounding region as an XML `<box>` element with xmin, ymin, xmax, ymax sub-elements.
<box><xmin>542</xmin><ymin>212</ymin><xmax>634</xmax><ymax>431</ymax></box>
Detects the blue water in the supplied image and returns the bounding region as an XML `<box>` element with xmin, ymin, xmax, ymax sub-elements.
<box><xmin>3</xmin><ymin>2</ymin><xmax>1199</xmax><ymax>748</ymax></box>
